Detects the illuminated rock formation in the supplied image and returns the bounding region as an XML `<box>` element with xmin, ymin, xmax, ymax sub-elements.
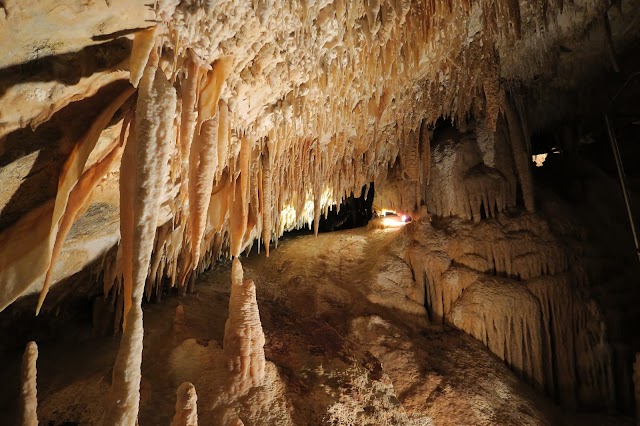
<box><xmin>171</xmin><ymin>382</ymin><xmax>198</xmax><ymax>426</ymax></box>
<box><xmin>223</xmin><ymin>258</ymin><xmax>266</xmax><ymax>393</ymax></box>
<box><xmin>2</xmin><ymin>0</ymin><xmax>632</xmax><ymax>311</ymax></box>
<box><xmin>101</xmin><ymin>303</ymin><xmax>144</xmax><ymax>425</ymax></box>
<box><xmin>20</xmin><ymin>341</ymin><xmax>38</xmax><ymax>426</ymax></box>
<box><xmin>405</xmin><ymin>214</ymin><xmax>618</xmax><ymax>410</ymax></box>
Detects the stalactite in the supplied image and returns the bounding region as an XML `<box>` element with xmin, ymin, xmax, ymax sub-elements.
<box><xmin>206</xmin><ymin>174</ymin><xmax>231</xmax><ymax>237</ymax></box>
<box><xmin>129</xmin><ymin>26</ymin><xmax>159</xmax><ymax>88</ymax></box>
<box><xmin>0</xmin><ymin>0</ymin><xmax>618</xmax><ymax>311</ymax></box>
<box><xmin>37</xmin><ymin>127</ymin><xmax>129</xmax><ymax>314</ymax></box>
<box><xmin>262</xmin><ymin>149</ymin><xmax>273</xmax><ymax>257</ymax></box>
<box><xmin>171</xmin><ymin>382</ymin><xmax>198</xmax><ymax>426</ymax></box>
<box><xmin>527</xmin><ymin>275</ymin><xmax>577</xmax><ymax>405</ymax></box>
<box><xmin>119</xmin><ymin>116</ymin><xmax>136</xmax><ymax>328</ymax></box>
<box><xmin>189</xmin><ymin>116</ymin><xmax>219</xmax><ymax>266</ymax></box>
<box><xmin>419</xmin><ymin>119</ymin><xmax>431</xmax><ymax>185</ymax></box>
<box><xmin>102</xmin><ymin>55</ymin><xmax>177</xmax><ymax>424</ymax></box>
<box><xmin>405</xmin><ymin>212</ymin><xmax>618</xmax><ymax>409</ymax></box>
<box><xmin>502</xmin><ymin>92</ymin><xmax>534</xmax><ymax>212</ymax></box>
<box><xmin>126</xmin><ymin>64</ymin><xmax>177</xmax><ymax>323</ymax></box>
<box><xmin>20</xmin><ymin>341</ymin><xmax>38</xmax><ymax>426</ymax></box>
<box><xmin>197</xmin><ymin>58</ymin><xmax>233</xmax><ymax>127</ymax></box>
<box><xmin>229</xmin><ymin>179</ymin><xmax>248</xmax><ymax>259</ymax></box>
<box><xmin>463</xmin><ymin>164</ymin><xmax>508</xmax><ymax>223</ymax></box>
<box><xmin>0</xmin><ymin>85</ymin><xmax>133</xmax><ymax>312</ymax></box>
<box><xmin>217</xmin><ymin>100</ymin><xmax>230</xmax><ymax>180</ymax></box>
<box><xmin>179</xmin><ymin>53</ymin><xmax>201</xmax><ymax>169</ymax></box>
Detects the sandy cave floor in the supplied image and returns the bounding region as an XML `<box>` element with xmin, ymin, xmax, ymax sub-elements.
<box><xmin>0</xmin><ymin>223</ymin><xmax>633</xmax><ymax>425</ymax></box>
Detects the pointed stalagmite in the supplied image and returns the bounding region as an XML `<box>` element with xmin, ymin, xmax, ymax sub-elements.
<box><xmin>102</xmin><ymin>304</ymin><xmax>144</xmax><ymax>425</ymax></box>
<box><xmin>171</xmin><ymin>382</ymin><xmax>198</xmax><ymax>426</ymax></box>
<box><xmin>227</xmin><ymin>417</ymin><xmax>244</xmax><ymax>426</ymax></box>
<box><xmin>174</xmin><ymin>304</ymin><xmax>186</xmax><ymax>334</ymax></box>
<box><xmin>223</xmin><ymin>258</ymin><xmax>266</xmax><ymax>392</ymax></box>
<box><xmin>20</xmin><ymin>341</ymin><xmax>38</xmax><ymax>426</ymax></box>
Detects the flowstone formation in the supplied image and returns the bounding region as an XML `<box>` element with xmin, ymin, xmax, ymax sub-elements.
<box><xmin>393</xmin><ymin>122</ymin><xmax>622</xmax><ymax>411</ymax></box>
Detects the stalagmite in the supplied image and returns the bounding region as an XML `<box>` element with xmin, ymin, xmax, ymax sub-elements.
<box><xmin>223</xmin><ymin>258</ymin><xmax>266</xmax><ymax>393</ymax></box>
<box><xmin>20</xmin><ymin>341</ymin><xmax>38</xmax><ymax>426</ymax></box>
<box><xmin>171</xmin><ymin>382</ymin><xmax>198</xmax><ymax>426</ymax></box>
<box><xmin>101</xmin><ymin>303</ymin><xmax>144</xmax><ymax>425</ymax></box>
<box><xmin>174</xmin><ymin>304</ymin><xmax>186</xmax><ymax>334</ymax></box>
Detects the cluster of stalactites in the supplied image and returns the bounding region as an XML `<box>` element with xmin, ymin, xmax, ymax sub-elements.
<box><xmin>0</xmin><ymin>0</ymin><xmax>585</xmax><ymax>314</ymax></box>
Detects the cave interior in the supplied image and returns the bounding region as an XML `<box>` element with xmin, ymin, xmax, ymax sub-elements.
<box><xmin>1</xmin><ymin>0</ymin><xmax>640</xmax><ymax>425</ymax></box>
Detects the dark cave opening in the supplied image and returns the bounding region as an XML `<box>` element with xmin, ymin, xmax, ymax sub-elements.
<box><xmin>318</xmin><ymin>183</ymin><xmax>375</xmax><ymax>232</ymax></box>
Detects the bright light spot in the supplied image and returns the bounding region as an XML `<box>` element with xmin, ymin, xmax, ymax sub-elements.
<box><xmin>532</xmin><ymin>153</ymin><xmax>548</xmax><ymax>167</ymax></box>
<box><xmin>401</xmin><ymin>215</ymin><xmax>408</xmax><ymax>222</ymax></box>
<box><xmin>380</xmin><ymin>216</ymin><xmax>406</xmax><ymax>228</ymax></box>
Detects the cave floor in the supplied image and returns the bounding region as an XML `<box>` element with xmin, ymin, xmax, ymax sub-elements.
<box><xmin>0</xmin><ymin>224</ymin><xmax>633</xmax><ymax>425</ymax></box>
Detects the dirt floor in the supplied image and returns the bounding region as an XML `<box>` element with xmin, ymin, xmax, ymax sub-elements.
<box><xmin>0</xmin><ymin>222</ymin><xmax>633</xmax><ymax>425</ymax></box>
